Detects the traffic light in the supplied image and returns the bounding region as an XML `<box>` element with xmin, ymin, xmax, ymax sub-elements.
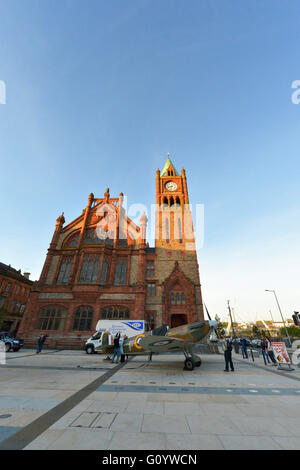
<box><xmin>292</xmin><ymin>312</ymin><xmax>300</xmax><ymax>326</ymax></box>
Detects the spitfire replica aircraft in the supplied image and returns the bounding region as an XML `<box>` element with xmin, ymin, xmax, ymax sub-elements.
<box><xmin>98</xmin><ymin>319</ymin><xmax>218</xmax><ymax>370</ymax></box>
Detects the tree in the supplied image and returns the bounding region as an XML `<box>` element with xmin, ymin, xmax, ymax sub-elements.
<box><xmin>252</xmin><ymin>324</ymin><xmax>260</xmax><ymax>337</ymax></box>
<box><xmin>280</xmin><ymin>326</ymin><xmax>300</xmax><ymax>338</ymax></box>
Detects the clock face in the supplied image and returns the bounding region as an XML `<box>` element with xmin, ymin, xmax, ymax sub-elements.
<box><xmin>165</xmin><ymin>181</ymin><xmax>178</xmax><ymax>191</ymax></box>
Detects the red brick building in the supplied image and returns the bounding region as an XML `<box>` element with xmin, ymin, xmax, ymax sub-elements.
<box><xmin>19</xmin><ymin>158</ymin><xmax>204</xmax><ymax>349</ymax></box>
<box><xmin>0</xmin><ymin>263</ymin><xmax>33</xmax><ymax>334</ymax></box>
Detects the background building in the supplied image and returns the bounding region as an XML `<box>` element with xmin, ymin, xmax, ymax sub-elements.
<box><xmin>19</xmin><ymin>158</ymin><xmax>204</xmax><ymax>349</ymax></box>
<box><xmin>0</xmin><ymin>263</ymin><xmax>33</xmax><ymax>334</ymax></box>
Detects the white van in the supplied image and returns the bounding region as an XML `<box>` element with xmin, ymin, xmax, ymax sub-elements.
<box><xmin>84</xmin><ymin>320</ymin><xmax>145</xmax><ymax>354</ymax></box>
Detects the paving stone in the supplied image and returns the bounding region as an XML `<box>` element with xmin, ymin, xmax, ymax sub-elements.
<box><xmin>164</xmin><ymin>402</ymin><xmax>204</xmax><ymax>416</ymax></box>
<box><xmin>218</xmin><ymin>434</ymin><xmax>281</xmax><ymax>450</ymax></box>
<box><xmin>87</xmin><ymin>400</ymin><xmax>128</xmax><ymax>413</ymax></box>
<box><xmin>0</xmin><ymin>426</ymin><xmax>21</xmax><ymax>444</ymax></box>
<box><xmin>126</xmin><ymin>401</ymin><xmax>164</xmax><ymax>415</ymax></box>
<box><xmin>109</xmin><ymin>431</ymin><xmax>166</xmax><ymax>450</ymax></box>
<box><xmin>165</xmin><ymin>433</ymin><xmax>224</xmax><ymax>450</ymax></box>
<box><xmin>70</xmin><ymin>412</ymin><xmax>99</xmax><ymax>428</ymax></box>
<box><xmin>272</xmin><ymin>436</ymin><xmax>300</xmax><ymax>450</ymax></box>
<box><xmin>142</xmin><ymin>414</ymin><xmax>190</xmax><ymax>434</ymax></box>
<box><xmin>47</xmin><ymin>428</ymin><xmax>114</xmax><ymax>450</ymax></box>
<box><xmin>230</xmin><ymin>416</ymin><xmax>293</xmax><ymax>437</ymax></box>
<box><xmin>110</xmin><ymin>413</ymin><xmax>143</xmax><ymax>432</ymax></box>
<box><xmin>186</xmin><ymin>415</ymin><xmax>241</xmax><ymax>435</ymax></box>
<box><xmin>24</xmin><ymin>429</ymin><xmax>65</xmax><ymax>450</ymax></box>
<box><xmin>91</xmin><ymin>413</ymin><xmax>116</xmax><ymax>429</ymax></box>
<box><xmin>273</xmin><ymin>417</ymin><xmax>300</xmax><ymax>437</ymax></box>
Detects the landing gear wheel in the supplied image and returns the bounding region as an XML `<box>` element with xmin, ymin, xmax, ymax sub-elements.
<box><xmin>184</xmin><ymin>358</ymin><xmax>195</xmax><ymax>371</ymax></box>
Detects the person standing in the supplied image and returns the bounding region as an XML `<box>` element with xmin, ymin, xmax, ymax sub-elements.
<box><xmin>261</xmin><ymin>337</ymin><xmax>270</xmax><ymax>364</ymax></box>
<box><xmin>123</xmin><ymin>335</ymin><xmax>129</xmax><ymax>361</ymax></box>
<box><xmin>222</xmin><ymin>336</ymin><xmax>234</xmax><ymax>372</ymax></box>
<box><xmin>111</xmin><ymin>333</ymin><xmax>121</xmax><ymax>364</ymax></box>
<box><xmin>265</xmin><ymin>336</ymin><xmax>277</xmax><ymax>366</ymax></box>
<box><xmin>119</xmin><ymin>335</ymin><xmax>125</xmax><ymax>363</ymax></box>
<box><xmin>36</xmin><ymin>334</ymin><xmax>47</xmax><ymax>354</ymax></box>
<box><xmin>241</xmin><ymin>337</ymin><xmax>248</xmax><ymax>359</ymax></box>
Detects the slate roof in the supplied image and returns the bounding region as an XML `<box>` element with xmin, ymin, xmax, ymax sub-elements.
<box><xmin>0</xmin><ymin>262</ymin><xmax>33</xmax><ymax>285</ymax></box>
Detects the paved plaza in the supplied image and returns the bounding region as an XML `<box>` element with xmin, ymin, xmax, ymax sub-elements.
<box><xmin>0</xmin><ymin>349</ymin><xmax>300</xmax><ymax>450</ymax></box>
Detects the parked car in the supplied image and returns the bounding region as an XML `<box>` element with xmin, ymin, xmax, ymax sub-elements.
<box><xmin>0</xmin><ymin>332</ymin><xmax>24</xmax><ymax>352</ymax></box>
<box><xmin>251</xmin><ymin>339</ymin><xmax>262</xmax><ymax>348</ymax></box>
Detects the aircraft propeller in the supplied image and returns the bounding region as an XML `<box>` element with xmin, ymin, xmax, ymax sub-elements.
<box><xmin>205</xmin><ymin>304</ymin><xmax>221</xmax><ymax>341</ymax></box>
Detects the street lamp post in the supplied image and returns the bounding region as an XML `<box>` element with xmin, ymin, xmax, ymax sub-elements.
<box><xmin>265</xmin><ymin>289</ymin><xmax>292</xmax><ymax>347</ymax></box>
<box><xmin>227</xmin><ymin>300</ymin><xmax>235</xmax><ymax>338</ymax></box>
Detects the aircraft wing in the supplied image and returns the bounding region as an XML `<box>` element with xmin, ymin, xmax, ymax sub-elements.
<box><xmin>139</xmin><ymin>335</ymin><xmax>193</xmax><ymax>353</ymax></box>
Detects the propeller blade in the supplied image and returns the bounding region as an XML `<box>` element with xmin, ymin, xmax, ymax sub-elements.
<box><xmin>204</xmin><ymin>303</ymin><xmax>211</xmax><ymax>321</ymax></box>
<box><xmin>205</xmin><ymin>303</ymin><xmax>221</xmax><ymax>340</ymax></box>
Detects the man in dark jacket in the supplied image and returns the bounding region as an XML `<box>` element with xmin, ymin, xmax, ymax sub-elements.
<box><xmin>222</xmin><ymin>336</ymin><xmax>235</xmax><ymax>372</ymax></box>
<box><xmin>241</xmin><ymin>337</ymin><xmax>248</xmax><ymax>359</ymax></box>
<box><xmin>36</xmin><ymin>335</ymin><xmax>47</xmax><ymax>354</ymax></box>
<box><xmin>111</xmin><ymin>333</ymin><xmax>121</xmax><ymax>364</ymax></box>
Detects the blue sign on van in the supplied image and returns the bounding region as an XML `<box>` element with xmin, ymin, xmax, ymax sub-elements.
<box><xmin>123</xmin><ymin>321</ymin><xmax>144</xmax><ymax>331</ymax></box>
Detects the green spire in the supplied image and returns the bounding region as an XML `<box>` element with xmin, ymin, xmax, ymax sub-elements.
<box><xmin>161</xmin><ymin>153</ymin><xmax>179</xmax><ymax>176</ymax></box>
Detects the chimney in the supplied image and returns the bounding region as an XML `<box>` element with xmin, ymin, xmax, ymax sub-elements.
<box><xmin>23</xmin><ymin>273</ymin><xmax>30</xmax><ymax>280</ymax></box>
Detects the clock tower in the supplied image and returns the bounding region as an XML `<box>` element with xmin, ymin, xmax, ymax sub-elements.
<box><xmin>155</xmin><ymin>154</ymin><xmax>194</xmax><ymax>251</ymax></box>
<box><xmin>151</xmin><ymin>155</ymin><xmax>204</xmax><ymax>326</ymax></box>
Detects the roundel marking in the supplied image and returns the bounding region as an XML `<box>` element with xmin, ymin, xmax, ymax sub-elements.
<box><xmin>134</xmin><ymin>334</ymin><xmax>145</xmax><ymax>350</ymax></box>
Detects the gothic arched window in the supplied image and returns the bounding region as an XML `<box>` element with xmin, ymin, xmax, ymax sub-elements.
<box><xmin>72</xmin><ymin>306</ymin><xmax>93</xmax><ymax>331</ymax></box>
<box><xmin>165</xmin><ymin>217</ymin><xmax>170</xmax><ymax>243</ymax></box>
<box><xmin>101</xmin><ymin>307</ymin><xmax>130</xmax><ymax>320</ymax></box>
<box><xmin>80</xmin><ymin>255</ymin><xmax>100</xmax><ymax>283</ymax></box>
<box><xmin>57</xmin><ymin>258</ymin><xmax>72</xmax><ymax>285</ymax></box>
<box><xmin>66</xmin><ymin>232</ymin><xmax>80</xmax><ymax>247</ymax></box>
<box><xmin>178</xmin><ymin>217</ymin><xmax>183</xmax><ymax>244</ymax></box>
<box><xmin>100</xmin><ymin>257</ymin><xmax>109</xmax><ymax>285</ymax></box>
<box><xmin>36</xmin><ymin>305</ymin><xmax>67</xmax><ymax>331</ymax></box>
<box><xmin>114</xmin><ymin>258</ymin><xmax>127</xmax><ymax>285</ymax></box>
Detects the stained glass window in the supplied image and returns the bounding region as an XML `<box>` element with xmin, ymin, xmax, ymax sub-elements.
<box><xmin>57</xmin><ymin>258</ymin><xmax>72</xmax><ymax>285</ymax></box>
<box><xmin>80</xmin><ymin>255</ymin><xmax>100</xmax><ymax>283</ymax></box>
<box><xmin>72</xmin><ymin>306</ymin><xmax>93</xmax><ymax>331</ymax></box>
<box><xmin>36</xmin><ymin>306</ymin><xmax>67</xmax><ymax>331</ymax></box>
<box><xmin>100</xmin><ymin>258</ymin><xmax>109</xmax><ymax>285</ymax></box>
<box><xmin>146</xmin><ymin>261</ymin><xmax>154</xmax><ymax>278</ymax></box>
<box><xmin>101</xmin><ymin>307</ymin><xmax>130</xmax><ymax>320</ymax></box>
<box><xmin>114</xmin><ymin>258</ymin><xmax>127</xmax><ymax>285</ymax></box>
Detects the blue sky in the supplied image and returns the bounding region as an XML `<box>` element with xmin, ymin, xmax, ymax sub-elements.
<box><xmin>1</xmin><ymin>0</ymin><xmax>300</xmax><ymax>322</ymax></box>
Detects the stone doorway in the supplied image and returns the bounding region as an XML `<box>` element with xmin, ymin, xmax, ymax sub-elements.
<box><xmin>171</xmin><ymin>314</ymin><xmax>187</xmax><ymax>328</ymax></box>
